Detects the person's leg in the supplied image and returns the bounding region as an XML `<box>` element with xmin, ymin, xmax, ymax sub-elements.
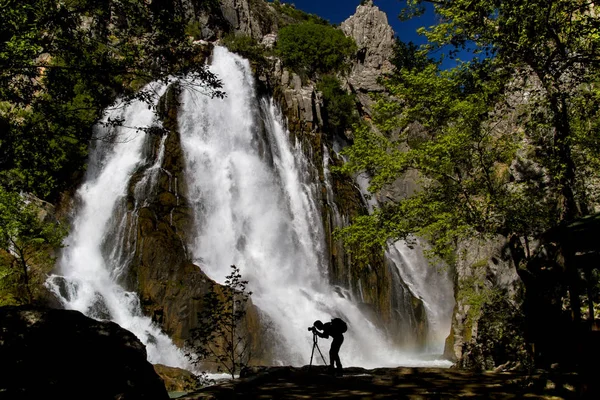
<box><xmin>329</xmin><ymin>346</ymin><xmax>336</xmax><ymax>372</ymax></box>
<box><xmin>331</xmin><ymin>337</ymin><xmax>343</xmax><ymax>371</ymax></box>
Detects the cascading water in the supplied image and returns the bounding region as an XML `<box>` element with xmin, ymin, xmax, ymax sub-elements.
<box><xmin>46</xmin><ymin>86</ymin><xmax>191</xmax><ymax>369</ymax></box>
<box><xmin>386</xmin><ymin>240</ymin><xmax>455</xmax><ymax>354</ymax></box>
<box><xmin>178</xmin><ymin>47</ymin><xmax>450</xmax><ymax>368</ymax></box>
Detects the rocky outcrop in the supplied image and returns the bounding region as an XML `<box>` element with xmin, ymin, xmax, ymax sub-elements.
<box><xmin>219</xmin><ymin>0</ymin><xmax>263</xmax><ymax>38</ymax></box>
<box><xmin>154</xmin><ymin>364</ymin><xmax>202</xmax><ymax>392</ymax></box>
<box><xmin>444</xmin><ymin>236</ymin><xmax>529</xmax><ymax>370</ymax></box>
<box><xmin>120</xmin><ymin>83</ymin><xmax>213</xmax><ymax>347</ymax></box>
<box><xmin>341</xmin><ymin>0</ymin><xmax>395</xmax><ymax>114</ymax></box>
<box><xmin>271</xmin><ymin>59</ymin><xmax>324</xmax><ymax>135</ymax></box>
<box><xmin>0</xmin><ymin>305</ymin><xmax>169</xmax><ymax>399</ymax></box>
<box><xmin>184</xmin><ymin>0</ymin><xmax>280</xmax><ymax>41</ymax></box>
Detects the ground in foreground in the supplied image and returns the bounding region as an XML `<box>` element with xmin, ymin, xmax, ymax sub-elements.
<box><xmin>175</xmin><ymin>365</ymin><xmax>598</xmax><ymax>399</ymax></box>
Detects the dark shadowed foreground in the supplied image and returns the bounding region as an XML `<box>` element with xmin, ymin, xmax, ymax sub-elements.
<box><xmin>177</xmin><ymin>366</ymin><xmax>599</xmax><ymax>399</ymax></box>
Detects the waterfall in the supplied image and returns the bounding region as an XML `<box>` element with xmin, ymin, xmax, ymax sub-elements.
<box><xmin>178</xmin><ymin>47</ymin><xmax>449</xmax><ymax>368</ymax></box>
<box><xmin>46</xmin><ymin>84</ymin><xmax>191</xmax><ymax>369</ymax></box>
<box><xmin>45</xmin><ymin>45</ymin><xmax>452</xmax><ymax>370</ymax></box>
<box><xmin>386</xmin><ymin>240</ymin><xmax>455</xmax><ymax>353</ymax></box>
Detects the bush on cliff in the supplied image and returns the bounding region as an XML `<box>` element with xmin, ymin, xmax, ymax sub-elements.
<box><xmin>275</xmin><ymin>22</ymin><xmax>357</xmax><ymax>77</ymax></box>
<box><xmin>317</xmin><ymin>75</ymin><xmax>358</xmax><ymax>135</ymax></box>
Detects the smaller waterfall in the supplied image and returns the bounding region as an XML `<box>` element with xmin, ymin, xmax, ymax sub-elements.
<box><xmin>387</xmin><ymin>240</ymin><xmax>455</xmax><ymax>354</ymax></box>
<box><xmin>46</xmin><ymin>85</ymin><xmax>191</xmax><ymax>369</ymax></box>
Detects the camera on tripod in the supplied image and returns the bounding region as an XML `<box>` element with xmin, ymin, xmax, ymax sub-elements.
<box><xmin>308</xmin><ymin>325</ymin><xmax>315</xmax><ymax>332</ymax></box>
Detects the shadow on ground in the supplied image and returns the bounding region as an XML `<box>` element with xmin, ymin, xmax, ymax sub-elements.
<box><xmin>176</xmin><ymin>365</ymin><xmax>599</xmax><ymax>399</ymax></box>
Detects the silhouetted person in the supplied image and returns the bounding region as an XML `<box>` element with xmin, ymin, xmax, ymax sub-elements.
<box><xmin>313</xmin><ymin>319</ymin><xmax>346</xmax><ymax>375</ymax></box>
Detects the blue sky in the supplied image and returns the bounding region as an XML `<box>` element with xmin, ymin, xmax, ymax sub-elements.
<box><xmin>277</xmin><ymin>0</ymin><xmax>464</xmax><ymax>69</ymax></box>
<box><xmin>280</xmin><ymin>0</ymin><xmax>432</xmax><ymax>44</ymax></box>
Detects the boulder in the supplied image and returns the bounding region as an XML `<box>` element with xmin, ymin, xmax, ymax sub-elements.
<box><xmin>0</xmin><ymin>306</ymin><xmax>169</xmax><ymax>400</ymax></box>
<box><xmin>154</xmin><ymin>364</ymin><xmax>201</xmax><ymax>392</ymax></box>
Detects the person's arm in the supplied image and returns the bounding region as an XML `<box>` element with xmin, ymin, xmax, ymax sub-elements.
<box><xmin>315</xmin><ymin>329</ymin><xmax>328</xmax><ymax>339</ymax></box>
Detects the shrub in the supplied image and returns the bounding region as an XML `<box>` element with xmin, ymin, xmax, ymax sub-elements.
<box><xmin>317</xmin><ymin>75</ymin><xmax>358</xmax><ymax>134</ymax></box>
<box><xmin>275</xmin><ymin>22</ymin><xmax>356</xmax><ymax>77</ymax></box>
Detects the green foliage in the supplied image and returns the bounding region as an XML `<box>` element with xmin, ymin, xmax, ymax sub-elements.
<box><xmin>339</xmin><ymin>59</ymin><xmax>529</xmax><ymax>263</ymax></box>
<box><xmin>0</xmin><ymin>0</ymin><xmax>223</xmax><ymax>201</ymax></box>
<box><xmin>316</xmin><ymin>76</ymin><xmax>358</xmax><ymax>134</ymax></box>
<box><xmin>405</xmin><ymin>0</ymin><xmax>600</xmax><ymax>220</ymax></box>
<box><xmin>275</xmin><ymin>22</ymin><xmax>357</xmax><ymax>77</ymax></box>
<box><xmin>188</xmin><ymin>265</ymin><xmax>253</xmax><ymax>378</ymax></box>
<box><xmin>185</xmin><ymin>21</ymin><xmax>203</xmax><ymax>40</ymax></box>
<box><xmin>389</xmin><ymin>39</ymin><xmax>434</xmax><ymax>72</ymax></box>
<box><xmin>0</xmin><ymin>189</ymin><xmax>67</xmax><ymax>304</ymax></box>
<box><xmin>457</xmin><ymin>274</ymin><xmax>493</xmax><ymax>324</ymax></box>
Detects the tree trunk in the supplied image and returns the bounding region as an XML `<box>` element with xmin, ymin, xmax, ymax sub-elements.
<box><xmin>549</xmin><ymin>92</ymin><xmax>579</xmax><ymax>221</ymax></box>
<box><xmin>585</xmin><ymin>267</ymin><xmax>595</xmax><ymax>324</ymax></box>
<box><xmin>563</xmin><ymin>244</ymin><xmax>582</xmax><ymax>325</ymax></box>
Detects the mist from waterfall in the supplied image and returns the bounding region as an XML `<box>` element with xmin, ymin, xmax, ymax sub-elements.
<box><xmin>179</xmin><ymin>47</ymin><xmax>451</xmax><ymax>368</ymax></box>
<box><xmin>45</xmin><ymin>85</ymin><xmax>192</xmax><ymax>369</ymax></box>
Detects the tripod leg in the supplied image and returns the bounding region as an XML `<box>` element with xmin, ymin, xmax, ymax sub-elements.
<box><xmin>315</xmin><ymin>342</ymin><xmax>328</xmax><ymax>366</ymax></box>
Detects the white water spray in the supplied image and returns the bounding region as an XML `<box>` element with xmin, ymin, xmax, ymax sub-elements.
<box><xmin>179</xmin><ymin>47</ymin><xmax>450</xmax><ymax>368</ymax></box>
<box><xmin>387</xmin><ymin>240</ymin><xmax>455</xmax><ymax>354</ymax></box>
<box><xmin>46</xmin><ymin>86</ymin><xmax>191</xmax><ymax>369</ymax></box>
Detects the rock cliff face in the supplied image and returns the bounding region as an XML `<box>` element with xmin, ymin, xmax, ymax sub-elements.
<box><xmin>121</xmin><ymin>83</ymin><xmax>213</xmax><ymax>347</ymax></box>
<box><xmin>341</xmin><ymin>0</ymin><xmax>396</xmax><ymax>115</ymax></box>
<box><xmin>444</xmin><ymin>237</ymin><xmax>528</xmax><ymax>370</ymax></box>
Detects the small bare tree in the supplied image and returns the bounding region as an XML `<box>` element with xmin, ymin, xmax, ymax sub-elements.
<box><xmin>188</xmin><ymin>265</ymin><xmax>253</xmax><ymax>378</ymax></box>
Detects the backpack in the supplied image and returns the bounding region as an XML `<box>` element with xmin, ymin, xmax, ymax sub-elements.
<box><xmin>330</xmin><ymin>317</ymin><xmax>347</xmax><ymax>334</ymax></box>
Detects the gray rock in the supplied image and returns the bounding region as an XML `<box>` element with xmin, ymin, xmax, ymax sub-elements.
<box><xmin>444</xmin><ymin>236</ymin><xmax>528</xmax><ymax>370</ymax></box>
<box><xmin>341</xmin><ymin>1</ymin><xmax>395</xmax><ymax>96</ymax></box>
<box><xmin>261</xmin><ymin>33</ymin><xmax>277</xmax><ymax>49</ymax></box>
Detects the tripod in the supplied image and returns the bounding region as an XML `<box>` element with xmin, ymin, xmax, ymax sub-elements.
<box><xmin>309</xmin><ymin>330</ymin><xmax>328</xmax><ymax>369</ymax></box>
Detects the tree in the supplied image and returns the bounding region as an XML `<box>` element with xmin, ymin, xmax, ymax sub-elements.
<box><xmin>317</xmin><ymin>75</ymin><xmax>358</xmax><ymax>135</ymax></box>
<box><xmin>275</xmin><ymin>22</ymin><xmax>357</xmax><ymax>77</ymax></box>
<box><xmin>339</xmin><ymin>58</ymin><xmax>526</xmax><ymax>263</ymax></box>
<box><xmin>0</xmin><ymin>0</ymin><xmax>223</xmax><ymax>201</ymax></box>
<box><xmin>188</xmin><ymin>265</ymin><xmax>253</xmax><ymax>379</ymax></box>
<box><xmin>338</xmin><ymin>0</ymin><xmax>600</xmax><ymax>323</ymax></box>
<box><xmin>0</xmin><ymin>189</ymin><xmax>66</xmax><ymax>305</ymax></box>
<box><xmin>402</xmin><ymin>0</ymin><xmax>600</xmax><ymax>221</ymax></box>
